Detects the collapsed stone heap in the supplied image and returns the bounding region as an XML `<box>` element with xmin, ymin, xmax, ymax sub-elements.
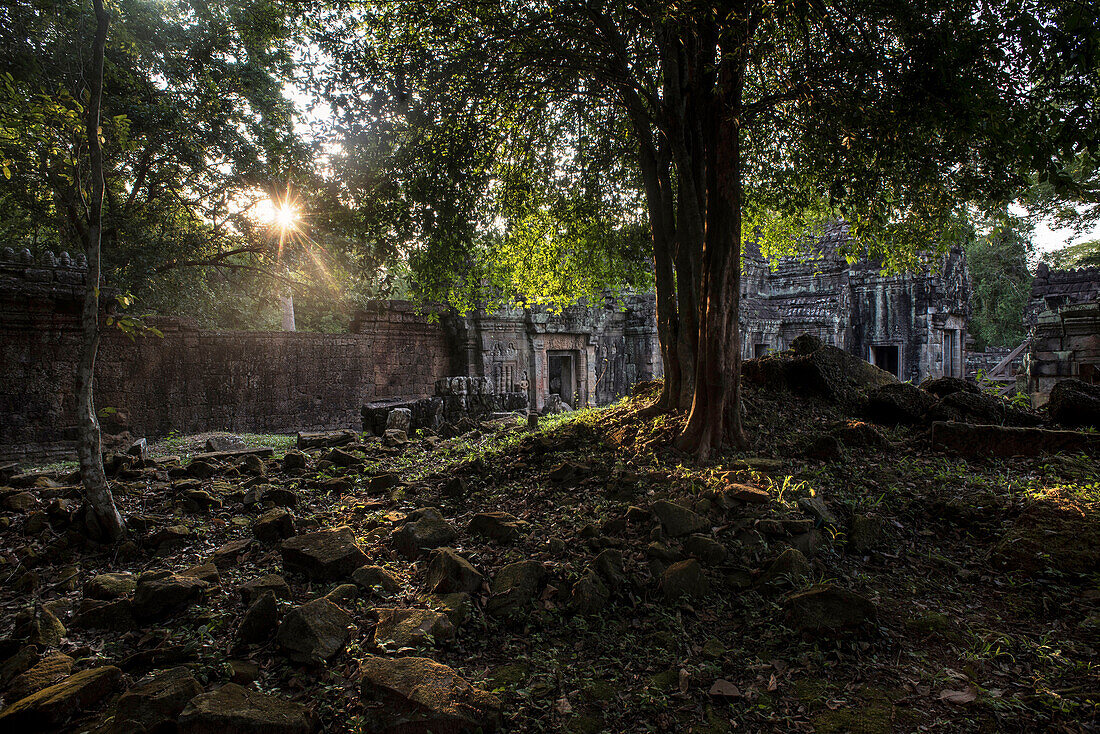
<box><xmin>744</xmin><ymin>333</ymin><xmax>1100</xmax><ymax>456</ymax></box>
<box><xmin>361</xmin><ymin>376</ymin><xmax>530</xmax><ymax>437</ymax></box>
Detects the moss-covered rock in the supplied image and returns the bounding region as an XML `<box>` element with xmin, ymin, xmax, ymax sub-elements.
<box><xmin>352</xmin><ymin>565</ymin><xmax>402</xmax><ymax>594</ymax></box>
<box><xmin>0</xmin><ymin>666</ymin><xmax>122</xmax><ymax>730</ymax></box>
<box><xmin>392</xmin><ymin>509</ymin><xmax>458</xmax><ymax>559</ymax></box>
<box><xmin>276</xmin><ymin>598</ymin><xmax>354</xmax><ymax>664</ymax></box>
<box><xmin>359</xmin><ymin>656</ymin><xmax>501</xmax><ymax>733</ymax></box>
<box><xmin>759</xmin><ymin>548</ymin><xmax>811</xmax><ymax>585</ymax></box>
<box><xmin>486</xmin><ymin>560</ymin><xmax>546</xmax><ymax>618</ymax></box>
<box><xmin>570</xmin><ymin>569</ymin><xmax>610</xmax><ymax>615</ymax></box>
<box><xmin>372</xmin><ymin>607</ymin><xmax>454</xmax><ymax>649</ymax></box>
<box><xmin>468</xmin><ymin>512</ymin><xmax>527</xmax><ymax>543</ymax></box>
<box><xmin>425</xmin><ymin>548</ymin><xmax>483</xmax><ymax>595</ymax></box>
<box><xmin>103</xmin><ymin>666</ymin><xmax>203</xmax><ymax>734</ymax></box>
<box><xmin>83</xmin><ymin>572</ymin><xmax>136</xmax><ymax>600</ymax></box>
<box><xmin>650</xmin><ymin>500</ymin><xmax>709</xmax><ymax>537</ymax></box>
<box><xmin>784</xmin><ymin>586</ymin><xmax>876</xmax><ymax>631</ymax></box>
<box><xmin>661</xmin><ymin>559</ymin><xmax>710</xmax><ymax>600</ymax></box>
<box><xmin>279</xmin><ymin>527</ymin><xmax>369</xmax><ymax>581</ymax></box>
<box><xmin>131</xmin><ymin>572</ymin><xmax>210</xmax><ymax>620</ymax></box>
<box><xmin>5</xmin><ymin>653</ymin><xmax>73</xmax><ymax>702</ymax></box>
<box><xmin>178</xmin><ymin>683</ymin><xmax>316</xmax><ymax>733</ymax></box>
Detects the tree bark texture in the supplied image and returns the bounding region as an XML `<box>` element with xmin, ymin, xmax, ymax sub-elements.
<box><xmin>669</xmin><ymin>8</ymin><xmax>753</xmax><ymax>458</ymax></box>
<box><xmin>76</xmin><ymin>0</ymin><xmax>125</xmax><ymax>542</ymax></box>
<box><xmin>630</xmin><ymin>108</ymin><xmax>682</xmax><ymax>414</ymax></box>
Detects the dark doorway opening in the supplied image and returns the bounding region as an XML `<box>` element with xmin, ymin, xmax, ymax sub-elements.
<box><xmin>754</xmin><ymin>343</ymin><xmax>769</xmax><ymax>358</ymax></box>
<box><xmin>548</xmin><ymin>351</ymin><xmax>576</xmax><ymax>405</ymax></box>
<box><xmin>1081</xmin><ymin>363</ymin><xmax>1097</xmax><ymax>384</ymax></box>
<box><xmin>871</xmin><ymin>345</ymin><xmax>900</xmax><ymax>378</ymax></box>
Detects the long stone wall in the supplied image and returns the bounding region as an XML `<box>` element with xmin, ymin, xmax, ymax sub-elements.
<box><xmin>1</xmin><ymin>250</ymin><xmax>660</xmax><ymax>462</ymax></box>
<box><xmin>0</xmin><ymin>253</ymin><xmax>455</xmax><ymax>462</ymax></box>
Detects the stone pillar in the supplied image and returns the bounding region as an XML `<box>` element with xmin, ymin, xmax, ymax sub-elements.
<box><xmin>584</xmin><ymin>344</ymin><xmax>597</xmax><ymax>408</ymax></box>
<box><xmin>280</xmin><ymin>294</ymin><xmax>296</xmax><ymax>332</ymax></box>
<box><xmin>531</xmin><ymin>338</ymin><xmax>546</xmax><ymax>412</ymax></box>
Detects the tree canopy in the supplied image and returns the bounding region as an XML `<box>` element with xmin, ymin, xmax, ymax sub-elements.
<box><xmin>1044</xmin><ymin>238</ymin><xmax>1100</xmax><ymax>269</ymax></box>
<box><xmin>0</xmin><ymin>0</ymin><xmax>329</xmax><ymax>326</ymax></box>
<box><xmin>2</xmin><ymin>0</ymin><xmax>1099</xmax><ymax>454</ymax></box>
<box><xmin>301</xmin><ymin>0</ymin><xmax>1099</xmax><ymax>454</ymax></box>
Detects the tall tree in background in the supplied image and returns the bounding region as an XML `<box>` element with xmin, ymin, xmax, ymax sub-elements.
<box><xmin>77</xmin><ymin>0</ymin><xmax>125</xmax><ymax>541</ymax></box>
<box><xmin>965</xmin><ymin>216</ymin><xmax>1035</xmax><ymax>349</ymax></box>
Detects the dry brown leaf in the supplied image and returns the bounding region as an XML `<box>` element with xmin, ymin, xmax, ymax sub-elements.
<box><xmin>678</xmin><ymin>668</ymin><xmax>690</xmax><ymax>694</ymax></box>
<box><xmin>938</xmin><ymin>686</ymin><xmax>978</xmax><ymax>705</ymax></box>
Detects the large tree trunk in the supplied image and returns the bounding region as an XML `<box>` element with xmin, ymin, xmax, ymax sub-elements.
<box><xmin>77</xmin><ymin>0</ymin><xmax>125</xmax><ymax>542</ymax></box>
<box><xmin>672</xmin><ymin>97</ymin><xmax>706</xmax><ymax>411</ymax></box>
<box><xmin>675</xmin><ymin>35</ymin><xmax>749</xmax><ymax>458</ymax></box>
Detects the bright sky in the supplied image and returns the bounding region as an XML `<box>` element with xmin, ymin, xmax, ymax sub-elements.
<box><xmin>1031</xmin><ymin>217</ymin><xmax>1100</xmax><ymax>254</ymax></box>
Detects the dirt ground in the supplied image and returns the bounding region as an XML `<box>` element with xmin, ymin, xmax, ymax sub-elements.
<box><xmin>0</xmin><ymin>380</ymin><xmax>1097</xmax><ymax>732</ymax></box>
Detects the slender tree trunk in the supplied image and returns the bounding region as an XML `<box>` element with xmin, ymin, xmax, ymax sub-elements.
<box><xmin>651</xmin><ymin>230</ymin><xmax>680</xmax><ymax>412</ymax></box>
<box><xmin>652</xmin><ymin>143</ymin><xmax>681</xmax><ymax>410</ymax></box>
<box><xmin>674</xmin><ymin>187</ymin><xmax>698</xmax><ymax>409</ymax></box>
<box><xmin>77</xmin><ymin>0</ymin><xmax>125</xmax><ymax>542</ymax></box>
<box><xmin>631</xmin><ymin>113</ymin><xmax>681</xmax><ymax>413</ymax></box>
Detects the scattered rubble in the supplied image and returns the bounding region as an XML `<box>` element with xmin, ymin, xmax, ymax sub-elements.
<box><xmin>0</xmin><ymin>356</ymin><xmax>1095</xmax><ymax>732</ymax></box>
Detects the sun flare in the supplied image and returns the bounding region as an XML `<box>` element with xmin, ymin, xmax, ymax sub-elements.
<box><xmin>236</xmin><ymin>188</ymin><xmax>336</xmax><ymax>289</ymax></box>
<box><xmin>274</xmin><ymin>203</ymin><xmax>297</xmax><ymax>231</ymax></box>
<box><xmin>252</xmin><ymin>196</ymin><xmax>299</xmax><ymax>232</ymax></box>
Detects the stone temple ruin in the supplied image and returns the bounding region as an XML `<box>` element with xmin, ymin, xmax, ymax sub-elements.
<box><xmin>356</xmin><ymin>295</ymin><xmax>662</xmax><ymax>436</ymax></box>
<box><xmin>1025</xmin><ymin>262</ymin><xmax>1100</xmax><ymax>403</ymax></box>
<box><xmin>740</xmin><ymin>223</ymin><xmax>972</xmax><ymax>383</ymax></box>
<box><xmin>1</xmin><ymin>233</ymin><xmax>976</xmax><ymax>460</ymax></box>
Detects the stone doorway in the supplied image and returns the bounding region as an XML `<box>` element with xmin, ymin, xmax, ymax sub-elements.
<box><xmin>871</xmin><ymin>344</ymin><xmax>900</xmax><ymax>378</ymax></box>
<box><xmin>943</xmin><ymin>328</ymin><xmax>963</xmax><ymax>378</ymax></box>
<box><xmin>548</xmin><ymin>351</ymin><xmax>577</xmax><ymax>406</ymax></box>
